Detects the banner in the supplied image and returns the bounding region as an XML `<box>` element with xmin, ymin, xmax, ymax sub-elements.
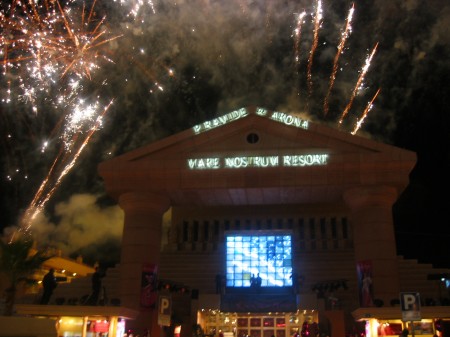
<box><xmin>141</xmin><ymin>263</ymin><xmax>158</xmax><ymax>309</ymax></box>
<box><xmin>357</xmin><ymin>260</ymin><xmax>374</xmax><ymax>307</ymax></box>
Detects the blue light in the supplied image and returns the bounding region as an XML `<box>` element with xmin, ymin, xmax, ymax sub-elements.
<box><xmin>225</xmin><ymin>233</ymin><xmax>293</xmax><ymax>287</ymax></box>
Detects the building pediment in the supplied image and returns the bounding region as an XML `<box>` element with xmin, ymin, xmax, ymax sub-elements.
<box><xmin>110</xmin><ymin>106</ymin><xmax>400</xmax><ymax>161</ymax></box>
<box><xmin>98</xmin><ymin>106</ymin><xmax>416</xmax><ymax>206</ymax></box>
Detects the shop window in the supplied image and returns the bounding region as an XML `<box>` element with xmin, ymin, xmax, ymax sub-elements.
<box><xmin>263</xmin><ymin>318</ymin><xmax>274</xmax><ymax>327</ymax></box>
<box><xmin>250</xmin><ymin>318</ymin><xmax>261</xmax><ymax>327</ymax></box>
<box><xmin>408</xmin><ymin>321</ymin><xmax>434</xmax><ymax>335</ymax></box>
<box><xmin>276</xmin><ymin>318</ymin><xmax>285</xmax><ymax>327</ymax></box>
<box><xmin>378</xmin><ymin>322</ymin><xmax>403</xmax><ymax>336</ymax></box>
<box><xmin>250</xmin><ymin>330</ymin><xmax>261</xmax><ymax>337</ymax></box>
<box><xmin>238</xmin><ymin>330</ymin><xmax>249</xmax><ymax>337</ymax></box>
<box><xmin>238</xmin><ymin>318</ymin><xmax>248</xmax><ymax>327</ymax></box>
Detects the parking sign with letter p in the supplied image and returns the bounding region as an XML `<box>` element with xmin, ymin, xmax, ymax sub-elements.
<box><xmin>400</xmin><ymin>292</ymin><xmax>421</xmax><ymax>321</ymax></box>
<box><xmin>158</xmin><ymin>295</ymin><xmax>172</xmax><ymax>326</ymax></box>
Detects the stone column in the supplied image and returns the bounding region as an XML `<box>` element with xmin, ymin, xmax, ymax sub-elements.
<box><xmin>118</xmin><ymin>192</ymin><xmax>170</xmax><ymax>336</ymax></box>
<box><xmin>343</xmin><ymin>185</ymin><xmax>399</xmax><ymax>306</ymax></box>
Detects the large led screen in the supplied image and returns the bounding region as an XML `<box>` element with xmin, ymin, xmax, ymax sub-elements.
<box><xmin>225</xmin><ymin>233</ymin><xmax>293</xmax><ymax>288</ymax></box>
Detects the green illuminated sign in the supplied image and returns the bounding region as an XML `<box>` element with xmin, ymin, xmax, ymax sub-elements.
<box><xmin>191</xmin><ymin>107</ymin><xmax>309</xmax><ymax>135</ymax></box>
<box><xmin>187</xmin><ymin>154</ymin><xmax>328</xmax><ymax>169</ymax></box>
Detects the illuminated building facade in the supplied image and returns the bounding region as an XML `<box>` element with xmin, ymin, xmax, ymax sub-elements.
<box><xmin>98</xmin><ymin>106</ymin><xmax>450</xmax><ymax>337</ymax></box>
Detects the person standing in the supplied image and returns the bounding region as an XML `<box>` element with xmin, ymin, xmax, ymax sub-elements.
<box><xmin>255</xmin><ymin>273</ymin><xmax>262</xmax><ymax>292</ymax></box>
<box><xmin>250</xmin><ymin>274</ymin><xmax>256</xmax><ymax>288</ymax></box>
<box><xmin>88</xmin><ymin>267</ymin><xmax>105</xmax><ymax>305</ymax></box>
<box><xmin>40</xmin><ymin>268</ymin><xmax>57</xmax><ymax>304</ymax></box>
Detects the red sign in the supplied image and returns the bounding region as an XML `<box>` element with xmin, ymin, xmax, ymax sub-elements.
<box><xmin>92</xmin><ymin>321</ymin><xmax>110</xmax><ymax>333</ymax></box>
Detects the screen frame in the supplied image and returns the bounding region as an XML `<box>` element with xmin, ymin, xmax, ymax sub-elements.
<box><xmin>224</xmin><ymin>230</ymin><xmax>294</xmax><ymax>289</ymax></box>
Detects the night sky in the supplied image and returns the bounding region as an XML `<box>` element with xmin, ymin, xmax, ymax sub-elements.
<box><xmin>1</xmin><ymin>0</ymin><xmax>449</xmax><ymax>268</ymax></box>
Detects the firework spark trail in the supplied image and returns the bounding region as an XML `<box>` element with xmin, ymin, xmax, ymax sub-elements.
<box><xmin>338</xmin><ymin>42</ymin><xmax>378</xmax><ymax>125</ymax></box>
<box><xmin>21</xmin><ymin>99</ymin><xmax>114</xmax><ymax>231</ymax></box>
<box><xmin>293</xmin><ymin>11</ymin><xmax>307</xmax><ymax>97</ymax></box>
<box><xmin>351</xmin><ymin>88</ymin><xmax>380</xmax><ymax>135</ymax></box>
<box><xmin>323</xmin><ymin>3</ymin><xmax>354</xmax><ymax>117</ymax></box>
<box><xmin>0</xmin><ymin>1</ymin><xmax>118</xmax><ymax>232</ymax></box>
<box><xmin>306</xmin><ymin>0</ymin><xmax>322</xmax><ymax>105</ymax></box>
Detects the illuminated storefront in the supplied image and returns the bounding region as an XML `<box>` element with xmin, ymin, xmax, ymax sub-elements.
<box><xmin>197</xmin><ymin>310</ymin><xmax>318</xmax><ymax>337</ymax></box>
<box><xmin>14</xmin><ymin>304</ymin><xmax>137</xmax><ymax>337</ymax></box>
<box><xmin>352</xmin><ymin>307</ymin><xmax>450</xmax><ymax>337</ymax></box>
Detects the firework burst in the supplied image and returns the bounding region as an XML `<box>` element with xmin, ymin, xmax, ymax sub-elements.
<box><xmin>1</xmin><ymin>0</ymin><xmax>118</xmax><ymax>232</ymax></box>
<box><xmin>1</xmin><ymin>0</ymin><xmax>121</xmax><ymax>108</ymax></box>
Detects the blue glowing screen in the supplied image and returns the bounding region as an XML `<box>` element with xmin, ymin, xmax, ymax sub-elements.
<box><xmin>225</xmin><ymin>233</ymin><xmax>293</xmax><ymax>287</ymax></box>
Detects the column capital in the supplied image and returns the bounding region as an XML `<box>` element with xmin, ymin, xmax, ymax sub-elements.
<box><xmin>343</xmin><ymin>185</ymin><xmax>398</xmax><ymax>210</ymax></box>
<box><xmin>118</xmin><ymin>192</ymin><xmax>170</xmax><ymax>214</ymax></box>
